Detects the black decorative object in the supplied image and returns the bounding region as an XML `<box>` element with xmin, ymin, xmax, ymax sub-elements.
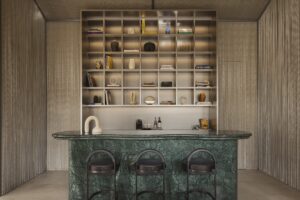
<box><xmin>161</xmin><ymin>81</ymin><xmax>173</xmax><ymax>87</ymax></box>
<box><xmin>93</xmin><ymin>96</ymin><xmax>99</xmax><ymax>104</ymax></box>
<box><xmin>144</xmin><ymin>41</ymin><xmax>156</xmax><ymax>51</ymax></box>
<box><xmin>111</xmin><ymin>40</ymin><xmax>120</xmax><ymax>51</ymax></box>
<box><xmin>136</xmin><ymin>119</ymin><xmax>143</xmax><ymax>130</ymax></box>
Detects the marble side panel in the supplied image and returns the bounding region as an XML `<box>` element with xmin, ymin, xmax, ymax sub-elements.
<box><xmin>69</xmin><ymin>139</ymin><xmax>238</xmax><ymax>200</ymax></box>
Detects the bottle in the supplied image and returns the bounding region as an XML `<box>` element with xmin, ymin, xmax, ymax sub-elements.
<box><xmin>158</xmin><ymin>117</ymin><xmax>162</xmax><ymax>129</ymax></box>
<box><xmin>166</xmin><ymin>22</ymin><xmax>171</xmax><ymax>34</ymax></box>
<box><xmin>141</xmin><ymin>12</ymin><xmax>146</xmax><ymax>34</ymax></box>
<box><xmin>153</xmin><ymin>117</ymin><xmax>158</xmax><ymax>129</ymax></box>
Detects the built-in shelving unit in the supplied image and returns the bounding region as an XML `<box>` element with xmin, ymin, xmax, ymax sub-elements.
<box><xmin>81</xmin><ymin>10</ymin><xmax>217</xmax><ymax>108</ymax></box>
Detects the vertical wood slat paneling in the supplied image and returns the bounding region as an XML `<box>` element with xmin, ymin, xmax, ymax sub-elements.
<box><xmin>258</xmin><ymin>0</ymin><xmax>300</xmax><ymax>190</ymax></box>
<box><xmin>218</xmin><ymin>22</ymin><xmax>258</xmax><ymax>169</ymax></box>
<box><xmin>47</xmin><ymin>22</ymin><xmax>81</xmax><ymax>170</ymax></box>
<box><xmin>1</xmin><ymin>0</ymin><xmax>47</xmax><ymax>195</ymax></box>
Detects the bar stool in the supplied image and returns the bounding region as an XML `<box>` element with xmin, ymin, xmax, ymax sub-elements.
<box><xmin>132</xmin><ymin>149</ymin><xmax>166</xmax><ymax>200</ymax></box>
<box><xmin>86</xmin><ymin>149</ymin><xmax>118</xmax><ymax>200</ymax></box>
<box><xmin>184</xmin><ymin>148</ymin><xmax>217</xmax><ymax>200</ymax></box>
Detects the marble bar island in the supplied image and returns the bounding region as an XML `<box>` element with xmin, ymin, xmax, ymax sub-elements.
<box><xmin>53</xmin><ymin>130</ymin><xmax>251</xmax><ymax>200</ymax></box>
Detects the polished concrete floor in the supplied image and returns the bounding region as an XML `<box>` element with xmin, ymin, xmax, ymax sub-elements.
<box><xmin>0</xmin><ymin>170</ymin><xmax>299</xmax><ymax>200</ymax></box>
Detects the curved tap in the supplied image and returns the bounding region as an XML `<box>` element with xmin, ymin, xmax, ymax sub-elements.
<box><xmin>84</xmin><ymin>116</ymin><xmax>102</xmax><ymax>135</ymax></box>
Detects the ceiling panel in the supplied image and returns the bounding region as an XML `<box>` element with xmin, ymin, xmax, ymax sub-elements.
<box><xmin>35</xmin><ymin>0</ymin><xmax>270</xmax><ymax>21</ymax></box>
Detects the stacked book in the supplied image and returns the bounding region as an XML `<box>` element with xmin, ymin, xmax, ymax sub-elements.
<box><xmin>195</xmin><ymin>80</ymin><xmax>210</xmax><ymax>87</ymax></box>
<box><xmin>143</xmin><ymin>82</ymin><xmax>156</xmax><ymax>87</ymax></box>
<box><xmin>195</xmin><ymin>64</ymin><xmax>214</xmax><ymax>70</ymax></box>
<box><xmin>160</xmin><ymin>65</ymin><xmax>174</xmax><ymax>70</ymax></box>
<box><xmin>84</xmin><ymin>27</ymin><xmax>104</xmax><ymax>34</ymax></box>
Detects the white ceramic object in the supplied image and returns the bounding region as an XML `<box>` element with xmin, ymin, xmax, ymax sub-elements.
<box><xmin>128</xmin><ymin>58</ymin><xmax>136</xmax><ymax>70</ymax></box>
<box><xmin>84</xmin><ymin>116</ymin><xmax>102</xmax><ymax>135</ymax></box>
<box><xmin>144</xmin><ymin>96</ymin><xmax>155</xmax><ymax>105</ymax></box>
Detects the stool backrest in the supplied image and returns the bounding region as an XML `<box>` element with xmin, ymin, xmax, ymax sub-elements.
<box><xmin>86</xmin><ymin>149</ymin><xmax>116</xmax><ymax>169</ymax></box>
<box><xmin>134</xmin><ymin>149</ymin><xmax>166</xmax><ymax>169</ymax></box>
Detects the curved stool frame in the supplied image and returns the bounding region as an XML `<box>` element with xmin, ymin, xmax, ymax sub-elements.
<box><xmin>186</xmin><ymin>148</ymin><xmax>217</xmax><ymax>200</ymax></box>
<box><xmin>86</xmin><ymin>149</ymin><xmax>117</xmax><ymax>200</ymax></box>
<box><xmin>133</xmin><ymin>149</ymin><xmax>166</xmax><ymax>200</ymax></box>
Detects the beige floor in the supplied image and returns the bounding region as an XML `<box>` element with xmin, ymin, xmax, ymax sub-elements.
<box><xmin>0</xmin><ymin>170</ymin><xmax>299</xmax><ymax>200</ymax></box>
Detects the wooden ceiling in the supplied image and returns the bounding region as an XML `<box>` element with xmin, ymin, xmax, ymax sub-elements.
<box><xmin>35</xmin><ymin>0</ymin><xmax>270</xmax><ymax>21</ymax></box>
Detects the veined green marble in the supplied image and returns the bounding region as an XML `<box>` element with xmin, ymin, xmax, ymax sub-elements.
<box><xmin>53</xmin><ymin>130</ymin><xmax>251</xmax><ymax>200</ymax></box>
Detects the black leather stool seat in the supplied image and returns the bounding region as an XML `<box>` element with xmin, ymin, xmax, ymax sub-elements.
<box><xmin>135</xmin><ymin>159</ymin><xmax>165</xmax><ymax>175</ymax></box>
<box><xmin>184</xmin><ymin>159</ymin><xmax>215</xmax><ymax>174</ymax></box>
<box><xmin>89</xmin><ymin>159</ymin><xmax>119</xmax><ymax>175</ymax></box>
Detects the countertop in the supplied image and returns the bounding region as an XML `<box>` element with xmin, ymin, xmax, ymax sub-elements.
<box><xmin>52</xmin><ymin>129</ymin><xmax>252</xmax><ymax>140</ymax></box>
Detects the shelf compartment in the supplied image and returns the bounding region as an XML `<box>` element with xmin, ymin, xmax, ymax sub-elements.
<box><xmin>123</xmin><ymin>11</ymin><xmax>140</xmax><ymax>18</ymax></box>
<box><xmin>141</xmin><ymin>89</ymin><xmax>158</xmax><ymax>105</ymax></box>
<box><xmin>177</xmin><ymin>35</ymin><xmax>194</xmax><ymax>52</ymax></box>
<box><xmin>177</xmin><ymin>10</ymin><xmax>194</xmax><ymax>19</ymax></box>
<box><xmin>158</xmin><ymin>19</ymin><xmax>176</xmax><ymax>34</ymax></box>
<box><xmin>124</xmin><ymin>72</ymin><xmax>140</xmax><ymax>87</ymax></box>
<box><xmin>82</xmin><ymin>11</ymin><xmax>103</xmax><ymax>21</ymax></box>
<box><xmin>83</xmin><ymin>37</ymin><xmax>104</xmax><ymax>52</ymax></box>
<box><xmin>158</xmin><ymin>10</ymin><xmax>176</xmax><ymax>18</ymax></box>
<box><xmin>105</xmin><ymin>11</ymin><xmax>122</xmax><ymax>19</ymax></box>
<box><xmin>194</xmin><ymin>21</ymin><xmax>216</xmax><ymax>35</ymax></box>
<box><xmin>86</xmin><ymin>72</ymin><xmax>104</xmax><ymax>87</ymax></box>
<box><xmin>105</xmin><ymin>20</ymin><xmax>122</xmax><ymax>34</ymax></box>
<box><xmin>82</xmin><ymin>53</ymin><xmax>104</xmax><ymax>69</ymax></box>
<box><xmin>194</xmin><ymin>54</ymin><xmax>216</xmax><ymax>68</ymax></box>
<box><xmin>177</xmin><ymin>72</ymin><xmax>193</xmax><ymax>87</ymax></box>
<box><xmin>141</xmin><ymin>11</ymin><xmax>158</xmax><ymax>19</ymax></box>
<box><xmin>124</xmin><ymin>90</ymin><xmax>140</xmax><ymax>105</ymax></box>
<box><xmin>123</xmin><ymin>20</ymin><xmax>140</xmax><ymax>34</ymax></box>
<box><xmin>194</xmin><ymin>37</ymin><xmax>214</xmax><ymax>52</ymax></box>
<box><xmin>123</xmin><ymin>37</ymin><xmax>141</xmax><ymax>52</ymax></box>
<box><xmin>141</xmin><ymin>19</ymin><xmax>158</xmax><ymax>35</ymax></box>
<box><xmin>105</xmin><ymin>36</ymin><xmax>122</xmax><ymax>52</ymax></box>
<box><xmin>177</xmin><ymin>89</ymin><xmax>193</xmax><ymax>105</ymax></box>
<box><xmin>194</xmin><ymin>89</ymin><xmax>216</xmax><ymax>105</ymax></box>
<box><xmin>123</xmin><ymin>54</ymin><xmax>140</xmax><ymax>70</ymax></box>
<box><xmin>105</xmin><ymin>72</ymin><xmax>122</xmax><ymax>87</ymax></box>
<box><xmin>159</xmin><ymin>89</ymin><xmax>176</xmax><ymax>105</ymax></box>
<box><xmin>105</xmin><ymin>54</ymin><xmax>122</xmax><ymax>69</ymax></box>
<box><xmin>104</xmin><ymin>89</ymin><xmax>123</xmax><ymax>105</ymax></box>
<box><xmin>159</xmin><ymin>72</ymin><xmax>176</xmax><ymax>87</ymax></box>
<box><xmin>195</xmin><ymin>11</ymin><xmax>216</xmax><ymax>21</ymax></box>
<box><xmin>141</xmin><ymin>54</ymin><xmax>158</xmax><ymax>69</ymax></box>
<box><xmin>141</xmin><ymin>36</ymin><xmax>158</xmax><ymax>52</ymax></box>
<box><xmin>159</xmin><ymin>36</ymin><xmax>176</xmax><ymax>52</ymax></box>
<box><xmin>82</xmin><ymin>90</ymin><xmax>104</xmax><ymax>106</ymax></box>
<box><xmin>159</xmin><ymin>54</ymin><xmax>176</xmax><ymax>70</ymax></box>
<box><xmin>177</xmin><ymin>20</ymin><xmax>194</xmax><ymax>34</ymax></box>
<box><xmin>141</xmin><ymin>72</ymin><xmax>158</xmax><ymax>87</ymax></box>
<box><xmin>195</xmin><ymin>70</ymin><xmax>216</xmax><ymax>87</ymax></box>
<box><xmin>177</xmin><ymin>54</ymin><xmax>194</xmax><ymax>69</ymax></box>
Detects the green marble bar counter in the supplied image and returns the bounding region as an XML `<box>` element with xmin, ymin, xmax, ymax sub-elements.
<box><xmin>53</xmin><ymin>130</ymin><xmax>251</xmax><ymax>200</ymax></box>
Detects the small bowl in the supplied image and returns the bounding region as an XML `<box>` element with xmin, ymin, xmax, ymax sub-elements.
<box><xmin>144</xmin><ymin>96</ymin><xmax>155</xmax><ymax>105</ymax></box>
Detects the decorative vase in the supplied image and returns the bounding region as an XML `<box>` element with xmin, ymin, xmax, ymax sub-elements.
<box><xmin>129</xmin><ymin>91</ymin><xmax>137</xmax><ymax>105</ymax></box>
<box><xmin>111</xmin><ymin>40</ymin><xmax>119</xmax><ymax>51</ymax></box>
<box><xmin>128</xmin><ymin>58</ymin><xmax>136</xmax><ymax>70</ymax></box>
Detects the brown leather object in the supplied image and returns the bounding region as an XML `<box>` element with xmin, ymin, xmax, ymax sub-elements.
<box><xmin>88</xmin><ymin>159</ymin><xmax>118</xmax><ymax>174</ymax></box>
<box><xmin>136</xmin><ymin>159</ymin><xmax>165</xmax><ymax>175</ymax></box>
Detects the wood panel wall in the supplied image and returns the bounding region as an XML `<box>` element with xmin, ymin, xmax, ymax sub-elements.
<box><xmin>47</xmin><ymin>22</ymin><xmax>81</xmax><ymax>170</ymax></box>
<box><xmin>258</xmin><ymin>0</ymin><xmax>300</xmax><ymax>190</ymax></box>
<box><xmin>218</xmin><ymin>22</ymin><xmax>258</xmax><ymax>169</ymax></box>
<box><xmin>1</xmin><ymin>0</ymin><xmax>47</xmax><ymax>195</ymax></box>
<box><xmin>47</xmin><ymin>21</ymin><xmax>258</xmax><ymax>170</ymax></box>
